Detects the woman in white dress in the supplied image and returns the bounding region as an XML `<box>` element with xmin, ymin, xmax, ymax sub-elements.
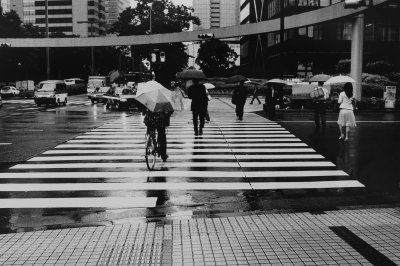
<box><xmin>337</xmin><ymin>82</ymin><xmax>356</xmax><ymax>141</ymax></box>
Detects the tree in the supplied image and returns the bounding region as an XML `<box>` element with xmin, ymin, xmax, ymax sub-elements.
<box><xmin>336</xmin><ymin>59</ymin><xmax>351</xmax><ymax>74</ymax></box>
<box><xmin>110</xmin><ymin>0</ymin><xmax>200</xmax><ymax>85</ymax></box>
<box><xmin>0</xmin><ymin>10</ymin><xmax>25</xmax><ymax>38</ymax></box>
<box><xmin>196</xmin><ymin>39</ymin><xmax>238</xmax><ymax>77</ymax></box>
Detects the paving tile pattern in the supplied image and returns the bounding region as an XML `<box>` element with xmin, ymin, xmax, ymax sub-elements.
<box><xmin>0</xmin><ymin>208</ymin><xmax>400</xmax><ymax>265</ymax></box>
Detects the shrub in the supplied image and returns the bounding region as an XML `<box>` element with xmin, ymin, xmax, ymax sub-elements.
<box><xmin>365</xmin><ymin>61</ymin><xmax>393</xmax><ymax>75</ymax></box>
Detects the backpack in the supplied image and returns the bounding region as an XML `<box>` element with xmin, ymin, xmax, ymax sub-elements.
<box><xmin>310</xmin><ymin>87</ymin><xmax>325</xmax><ymax>99</ymax></box>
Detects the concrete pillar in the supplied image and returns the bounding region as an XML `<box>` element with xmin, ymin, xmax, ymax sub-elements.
<box><xmin>350</xmin><ymin>14</ymin><xmax>364</xmax><ymax>100</ymax></box>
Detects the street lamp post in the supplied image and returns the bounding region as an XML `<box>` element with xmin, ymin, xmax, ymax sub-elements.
<box><xmin>148</xmin><ymin>3</ymin><xmax>153</xmax><ymax>34</ymax></box>
<box><xmin>45</xmin><ymin>0</ymin><xmax>50</xmax><ymax>80</ymax></box>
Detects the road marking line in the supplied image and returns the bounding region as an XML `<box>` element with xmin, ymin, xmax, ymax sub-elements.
<box><xmin>250</xmin><ymin>180</ymin><xmax>364</xmax><ymax>189</ymax></box>
<box><xmin>0</xmin><ymin>172</ymin><xmax>148</xmax><ymax>179</ymax></box>
<box><xmin>0</xmin><ymin>183</ymin><xmax>253</xmax><ymax>191</ymax></box>
<box><xmin>10</xmin><ymin>161</ymin><xmax>334</xmax><ymax>169</ymax></box>
<box><xmin>28</xmin><ymin>155</ymin><xmax>238</xmax><ymax>161</ymax></box>
<box><xmin>55</xmin><ymin>143</ymin><xmax>307</xmax><ymax>148</ymax></box>
<box><xmin>0</xmin><ymin>197</ymin><xmax>157</xmax><ymax>208</ymax></box>
<box><xmin>0</xmin><ymin>143</ymin><xmax>12</xmax><ymax>145</ymax></box>
<box><xmin>44</xmin><ymin>148</ymin><xmax>315</xmax><ymax>154</ymax></box>
<box><xmin>67</xmin><ymin>138</ymin><xmax>300</xmax><ymax>143</ymax></box>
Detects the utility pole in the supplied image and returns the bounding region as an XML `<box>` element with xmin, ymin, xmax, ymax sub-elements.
<box><xmin>45</xmin><ymin>0</ymin><xmax>50</xmax><ymax>80</ymax></box>
<box><xmin>279</xmin><ymin>0</ymin><xmax>285</xmax><ymax>79</ymax></box>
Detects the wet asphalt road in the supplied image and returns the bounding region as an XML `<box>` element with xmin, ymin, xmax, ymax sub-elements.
<box><xmin>0</xmin><ymin>95</ymin><xmax>399</xmax><ymax>233</ymax></box>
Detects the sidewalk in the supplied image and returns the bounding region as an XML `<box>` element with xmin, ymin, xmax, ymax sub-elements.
<box><xmin>1</xmin><ymin>207</ymin><xmax>400</xmax><ymax>265</ymax></box>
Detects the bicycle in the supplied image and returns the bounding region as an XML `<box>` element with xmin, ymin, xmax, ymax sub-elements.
<box><xmin>145</xmin><ymin>127</ymin><xmax>159</xmax><ymax>170</ymax></box>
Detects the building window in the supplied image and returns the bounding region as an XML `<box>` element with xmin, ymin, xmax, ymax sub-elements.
<box><xmin>343</xmin><ymin>22</ymin><xmax>352</xmax><ymax>40</ymax></box>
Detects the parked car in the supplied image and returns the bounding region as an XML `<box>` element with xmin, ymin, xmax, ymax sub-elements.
<box><xmin>34</xmin><ymin>80</ymin><xmax>68</xmax><ymax>107</ymax></box>
<box><xmin>0</xmin><ymin>94</ymin><xmax>3</xmax><ymax>109</ymax></box>
<box><xmin>1</xmin><ymin>86</ymin><xmax>20</xmax><ymax>97</ymax></box>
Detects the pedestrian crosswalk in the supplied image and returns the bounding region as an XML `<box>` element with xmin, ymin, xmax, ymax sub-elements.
<box><xmin>0</xmin><ymin>113</ymin><xmax>364</xmax><ymax>209</ymax></box>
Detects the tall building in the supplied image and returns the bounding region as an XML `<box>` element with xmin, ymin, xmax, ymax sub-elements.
<box><xmin>240</xmin><ymin>0</ymin><xmax>400</xmax><ymax>78</ymax></box>
<box><xmin>10</xmin><ymin>0</ymin><xmax>107</xmax><ymax>37</ymax></box>
<box><xmin>105</xmin><ymin>0</ymin><xmax>129</xmax><ymax>28</ymax></box>
<box><xmin>1</xmin><ymin>0</ymin><xmax>11</xmax><ymax>13</ymax></box>
<box><xmin>188</xmin><ymin>0</ymin><xmax>241</xmax><ymax>68</ymax></box>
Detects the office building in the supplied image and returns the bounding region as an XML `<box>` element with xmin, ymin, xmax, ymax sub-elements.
<box><xmin>188</xmin><ymin>0</ymin><xmax>241</xmax><ymax>68</ymax></box>
<box><xmin>105</xmin><ymin>0</ymin><xmax>129</xmax><ymax>28</ymax></box>
<box><xmin>1</xmin><ymin>0</ymin><xmax>11</xmax><ymax>13</ymax></box>
<box><xmin>10</xmin><ymin>0</ymin><xmax>107</xmax><ymax>37</ymax></box>
<box><xmin>240</xmin><ymin>0</ymin><xmax>400</xmax><ymax>78</ymax></box>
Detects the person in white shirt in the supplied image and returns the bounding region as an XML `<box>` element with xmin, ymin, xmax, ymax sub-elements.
<box><xmin>337</xmin><ymin>82</ymin><xmax>356</xmax><ymax>141</ymax></box>
<box><xmin>313</xmin><ymin>81</ymin><xmax>330</xmax><ymax>129</ymax></box>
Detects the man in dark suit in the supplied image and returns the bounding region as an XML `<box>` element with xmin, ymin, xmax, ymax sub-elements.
<box><xmin>264</xmin><ymin>86</ymin><xmax>277</xmax><ymax>119</ymax></box>
<box><xmin>187</xmin><ymin>79</ymin><xmax>208</xmax><ymax>136</ymax></box>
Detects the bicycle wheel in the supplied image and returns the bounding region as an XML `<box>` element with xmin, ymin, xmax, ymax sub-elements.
<box><xmin>145</xmin><ymin>134</ymin><xmax>157</xmax><ymax>170</ymax></box>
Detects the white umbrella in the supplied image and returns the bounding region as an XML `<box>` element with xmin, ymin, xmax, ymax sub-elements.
<box><xmin>324</xmin><ymin>75</ymin><xmax>355</xmax><ymax>85</ymax></box>
<box><xmin>203</xmin><ymin>83</ymin><xmax>216</xmax><ymax>90</ymax></box>
<box><xmin>136</xmin><ymin>81</ymin><xmax>174</xmax><ymax>113</ymax></box>
<box><xmin>323</xmin><ymin>75</ymin><xmax>356</xmax><ymax>93</ymax></box>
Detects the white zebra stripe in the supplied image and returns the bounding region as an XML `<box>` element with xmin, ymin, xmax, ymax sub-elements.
<box><xmin>55</xmin><ymin>143</ymin><xmax>307</xmax><ymax>148</ymax></box>
<box><xmin>0</xmin><ymin>172</ymin><xmax>148</xmax><ymax>179</ymax></box>
<box><xmin>0</xmin><ymin>197</ymin><xmax>157</xmax><ymax>208</ymax></box>
<box><xmin>250</xmin><ymin>181</ymin><xmax>364</xmax><ymax>189</ymax></box>
<box><xmin>0</xmin><ymin>182</ymin><xmax>253</xmax><ymax>191</ymax></box>
<box><xmin>28</xmin><ymin>154</ymin><xmax>322</xmax><ymax>161</ymax></box>
<box><xmin>43</xmin><ymin>148</ymin><xmax>316</xmax><ymax>154</ymax></box>
<box><xmin>0</xmin><ymin>181</ymin><xmax>363</xmax><ymax>191</ymax></box>
<box><xmin>67</xmin><ymin>138</ymin><xmax>300</xmax><ymax>143</ymax></box>
<box><xmin>11</xmin><ymin>161</ymin><xmax>334</xmax><ymax>169</ymax></box>
<box><xmin>78</xmin><ymin>134</ymin><xmax>294</xmax><ymax>138</ymax></box>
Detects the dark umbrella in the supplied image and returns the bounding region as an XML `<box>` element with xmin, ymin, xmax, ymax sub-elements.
<box><xmin>260</xmin><ymin>79</ymin><xmax>287</xmax><ymax>87</ymax></box>
<box><xmin>309</xmin><ymin>74</ymin><xmax>332</xmax><ymax>82</ymax></box>
<box><xmin>176</xmin><ymin>69</ymin><xmax>207</xmax><ymax>80</ymax></box>
<box><xmin>226</xmin><ymin>75</ymin><xmax>248</xmax><ymax>83</ymax></box>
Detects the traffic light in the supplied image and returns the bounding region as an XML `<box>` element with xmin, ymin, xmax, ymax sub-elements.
<box><xmin>344</xmin><ymin>0</ymin><xmax>366</xmax><ymax>8</ymax></box>
<box><xmin>151</xmin><ymin>53</ymin><xmax>156</xmax><ymax>63</ymax></box>
<box><xmin>160</xmin><ymin>52</ymin><xmax>165</xmax><ymax>63</ymax></box>
<box><xmin>198</xmin><ymin>33</ymin><xmax>214</xmax><ymax>39</ymax></box>
<box><xmin>0</xmin><ymin>43</ymin><xmax>11</xmax><ymax>47</ymax></box>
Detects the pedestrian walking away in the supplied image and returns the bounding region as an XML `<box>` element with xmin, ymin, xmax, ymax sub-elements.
<box><xmin>312</xmin><ymin>81</ymin><xmax>330</xmax><ymax>129</ymax></box>
<box><xmin>264</xmin><ymin>86</ymin><xmax>278</xmax><ymax>119</ymax></box>
<box><xmin>250</xmin><ymin>85</ymin><xmax>261</xmax><ymax>104</ymax></box>
<box><xmin>187</xmin><ymin>79</ymin><xmax>208</xmax><ymax>136</ymax></box>
<box><xmin>231</xmin><ymin>80</ymin><xmax>248</xmax><ymax>121</ymax></box>
<box><xmin>170</xmin><ymin>81</ymin><xmax>185</xmax><ymax>110</ymax></box>
<box><xmin>143</xmin><ymin>110</ymin><xmax>172</xmax><ymax>162</ymax></box>
<box><xmin>337</xmin><ymin>82</ymin><xmax>356</xmax><ymax>142</ymax></box>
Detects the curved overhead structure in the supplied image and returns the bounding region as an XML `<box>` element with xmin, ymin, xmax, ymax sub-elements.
<box><xmin>0</xmin><ymin>0</ymin><xmax>389</xmax><ymax>48</ymax></box>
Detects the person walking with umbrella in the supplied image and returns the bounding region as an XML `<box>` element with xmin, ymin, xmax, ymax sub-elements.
<box><xmin>231</xmin><ymin>80</ymin><xmax>248</xmax><ymax>120</ymax></box>
<box><xmin>187</xmin><ymin>79</ymin><xmax>208</xmax><ymax>135</ymax></box>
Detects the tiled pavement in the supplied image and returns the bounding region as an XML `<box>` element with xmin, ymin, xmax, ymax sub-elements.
<box><xmin>1</xmin><ymin>207</ymin><xmax>400</xmax><ymax>265</ymax></box>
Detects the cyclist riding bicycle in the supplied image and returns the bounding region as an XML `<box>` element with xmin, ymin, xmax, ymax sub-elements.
<box><xmin>143</xmin><ymin>109</ymin><xmax>173</xmax><ymax>162</ymax></box>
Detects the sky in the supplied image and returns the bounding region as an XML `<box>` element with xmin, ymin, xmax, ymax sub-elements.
<box><xmin>130</xmin><ymin>0</ymin><xmax>193</xmax><ymax>7</ymax></box>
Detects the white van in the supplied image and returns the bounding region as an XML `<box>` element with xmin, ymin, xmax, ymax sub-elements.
<box><xmin>34</xmin><ymin>80</ymin><xmax>68</xmax><ymax>107</ymax></box>
<box><xmin>87</xmin><ymin>76</ymin><xmax>109</xmax><ymax>94</ymax></box>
